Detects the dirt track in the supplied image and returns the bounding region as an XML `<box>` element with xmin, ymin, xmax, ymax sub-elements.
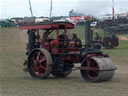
<box><xmin>0</xmin><ymin>28</ymin><xmax>128</xmax><ymax>96</ymax></box>
<box><xmin>119</xmin><ymin>36</ymin><xmax>128</xmax><ymax>41</ymax></box>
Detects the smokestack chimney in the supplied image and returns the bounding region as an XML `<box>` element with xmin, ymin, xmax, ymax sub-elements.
<box><xmin>85</xmin><ymin>17</ymin><xmax>91</xmax><ymax>48</ymax></box>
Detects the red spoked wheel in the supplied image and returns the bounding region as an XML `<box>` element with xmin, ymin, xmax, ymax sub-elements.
<box><xmin>86</xmin><ymin>59</ymin><xmax>99</xmax><ymax>80</ymax></box>
<box><xmin>27</xmin><ymin>48</ymin><xmax>53</xmax><ymax>79</ymax></box>
<box><xmin>80</xmin><ymin>57</ymin><xmax>115</xmax><ymax>82</ymax></box>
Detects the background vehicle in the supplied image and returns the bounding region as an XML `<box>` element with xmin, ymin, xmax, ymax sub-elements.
<box><xmin>91</xmin><ymin>21</ymin><xmax>97</xmax><ymax>27</ymax></box>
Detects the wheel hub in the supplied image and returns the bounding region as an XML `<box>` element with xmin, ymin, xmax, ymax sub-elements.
<box><xmin>35</xmin><ymin>61</ymin><xmax>40</xmax><ymax>66</ymax></box>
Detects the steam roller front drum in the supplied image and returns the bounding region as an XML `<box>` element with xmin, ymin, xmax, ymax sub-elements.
<box><xmin>80</xmin><ymin>57</ymin><xmax>116</xmax><ymax>82</ymax></box>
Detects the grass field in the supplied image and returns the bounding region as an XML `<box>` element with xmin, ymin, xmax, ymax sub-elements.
<box><xmin>0</xmin><ymin>27</ymin><xmax>128</xmax><ymax>96</ymax></box>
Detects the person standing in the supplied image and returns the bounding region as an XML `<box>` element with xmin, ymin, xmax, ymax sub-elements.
<box><xmin>28</xmin><ymin>29</ymin><xmax>36</xmax><ymax>52</ymax></box>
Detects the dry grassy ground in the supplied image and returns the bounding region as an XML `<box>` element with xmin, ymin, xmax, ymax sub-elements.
<box><xmin>0</xmin><ymin>27</ymin><xmax>128</xmax><ymax>96</ymax></box>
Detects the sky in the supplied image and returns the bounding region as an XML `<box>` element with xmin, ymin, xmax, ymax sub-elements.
<box><xmin>76</xmin><ymin>0</ymin><xmax>128</xmax><ymax>18</ymax></box>
<box><xmin>0</xmin><ymin>0</ymin><xmax>128</xmax><ymax>19</ymax></box>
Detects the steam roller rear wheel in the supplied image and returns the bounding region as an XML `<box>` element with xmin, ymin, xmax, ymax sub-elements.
<box><xmin>27</xmin><ymin>48</ymin><xmax>53</xmax><ymax>79</ymax></box>
<box><xmin>103</xmin><ymin>38</ymin><xmax>115</xmax><ymax>49</ymax></box>
<box><xmin>80</xmin><ymin>57</ymin><xmax>116</xmax><ymax>82</ymax></box>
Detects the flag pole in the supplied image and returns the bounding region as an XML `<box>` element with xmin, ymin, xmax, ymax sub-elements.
<box><xmin>112</xmin><ymin>0</ymin><xmax>115</xmax><ymax>20</ymax></box>
<box><xmin>50</xmin><ymin>0</ymin><xmax>53</xmax><ymax>18</ymax></box>
<box><xmin>29</xmin><ymin>0</ymin><xmax>33</xmax><ymax>17</ymax></box>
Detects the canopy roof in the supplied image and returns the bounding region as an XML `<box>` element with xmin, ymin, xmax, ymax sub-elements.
<box><xmin>19</xmin><ymin>21</ymin><xmax>74</xmax><ymax>30</ymax></box>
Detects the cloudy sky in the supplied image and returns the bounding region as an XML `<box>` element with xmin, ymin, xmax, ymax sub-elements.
<box><xmin>0</xmin><ymin>0</ymin><xmax>128</xmax><ymax>19</ymax></box>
